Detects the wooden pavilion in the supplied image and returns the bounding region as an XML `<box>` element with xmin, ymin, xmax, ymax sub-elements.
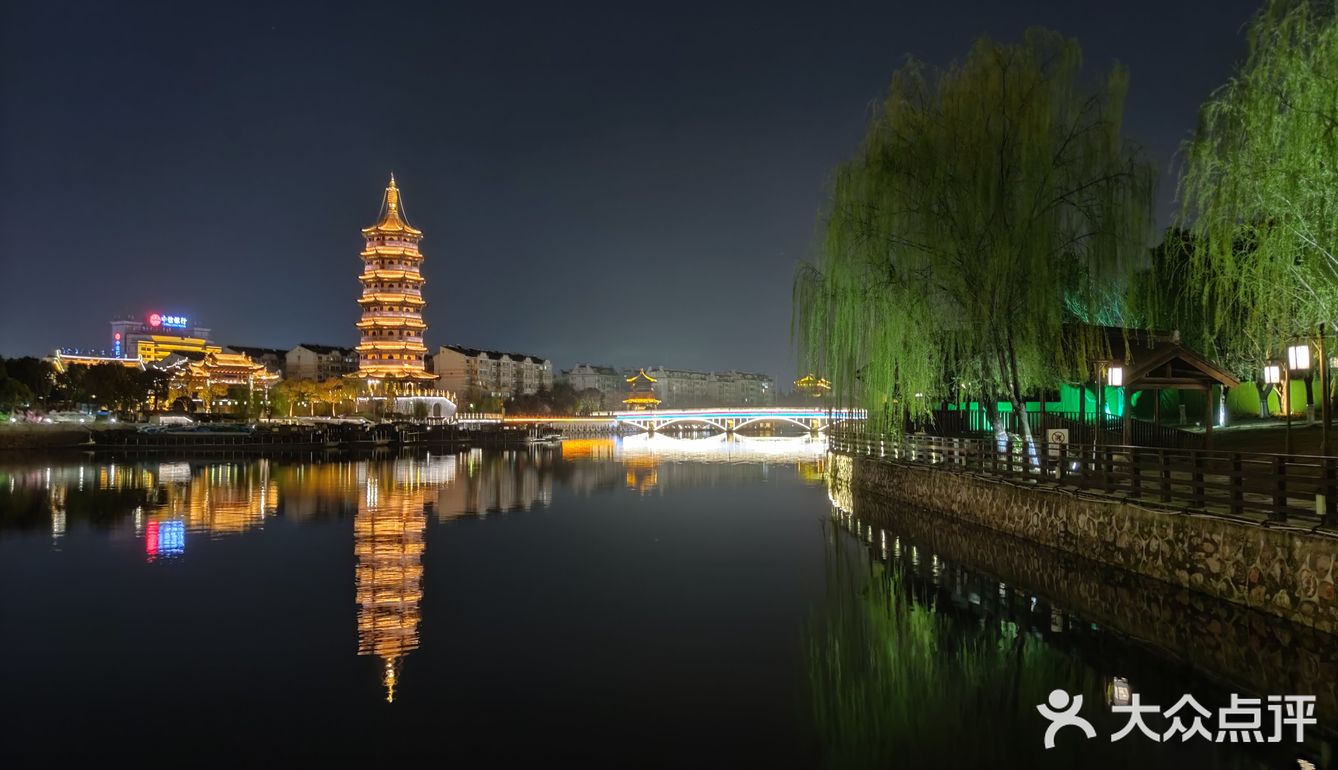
<box><xmin>1088</xmin><ymin>327</ymin><xmax>1240</xmax><ymax>448</ymax></box>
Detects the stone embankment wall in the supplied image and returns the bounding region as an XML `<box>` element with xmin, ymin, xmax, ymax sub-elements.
<box><xmin>832</xmin><ymin>453</ymin><xmax>1338</xmax><ymax>635</ymax></box>
<box><xmin>0</xmin><ymin>424</ymin><xmax>99</xmax><ymax>450</ymax></box>
<box><xmin>828</xmin><ymin>467</ymin><xmax>1338</xmax><ymax>718</ymax></box>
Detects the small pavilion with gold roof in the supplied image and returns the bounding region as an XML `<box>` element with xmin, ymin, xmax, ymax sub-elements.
<box><xmin>623</xmin><ymin>370</ymin><xmax>662</xmax><ymax>410</ymax></box>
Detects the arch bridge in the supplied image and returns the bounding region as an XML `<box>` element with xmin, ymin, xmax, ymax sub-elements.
<box><xmin>613</xmin><ymin>407</ymin><xmax>864</xmax><ymax>435</ymax></box>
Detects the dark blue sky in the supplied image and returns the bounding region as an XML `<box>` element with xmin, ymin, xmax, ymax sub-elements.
<box><xmin>1</xmin><ymin>0</ymin><xmax>1261</xmax><ymax>380</ymax></box>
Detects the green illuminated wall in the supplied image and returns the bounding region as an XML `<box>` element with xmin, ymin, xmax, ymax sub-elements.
<box><xmin>1226</xmin><ymin>381</ymin><xmax>1320</xmax><ymax>418</ymax></box>
<box><xmin>945</xmin><ymin>383</ymin><xmax>1126</xmax><ymax>417</ymax></box>
<box><xmin>948</xmin><ymin>381</ymin><xmax>1316</xmax><ymax>423</ymax></box>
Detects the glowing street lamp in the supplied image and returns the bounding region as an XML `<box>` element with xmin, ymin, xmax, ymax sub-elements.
<box><xmin>1107</xmin><ymin>365</ymin><xmax>1124</xmax><ymax>388</ymax></box>
<box><xmin>1289</xmin><ymin>343</ymin><xmax>1312</xmax><ymax>372</ymax></box>
<box><xmin>1264</xmin><ymin>364</ymin><xmax>1283</xmax><ymax>385</ymax></box>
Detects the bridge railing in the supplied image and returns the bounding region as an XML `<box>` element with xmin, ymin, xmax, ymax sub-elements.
<box><xmin>830</xmin><ymin>429</ymin><xmax>1338</xmax><ymax>527</ymax></box>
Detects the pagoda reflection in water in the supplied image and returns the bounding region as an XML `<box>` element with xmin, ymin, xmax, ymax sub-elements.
<box><xmin>351</xmin><ymin>451</ymin><xmax>553</xmax><ymax>702</ymax></box>
<box><xmin>354</xmin><ymin>464</ymin><xmax>429</xmax><ymax>703</ymax></box>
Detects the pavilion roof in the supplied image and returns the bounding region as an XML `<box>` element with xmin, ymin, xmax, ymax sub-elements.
<box><xmin>1087</xmin><ymin>326</ymin><xmax>1240</xmax><ymax>390</ymax></box>
<box><xmin>181</xmin><ymin>352</ymin><xmax>280</xmax><ymax>384</ymax></box>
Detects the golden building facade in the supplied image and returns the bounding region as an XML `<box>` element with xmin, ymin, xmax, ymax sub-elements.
<box><xmin>355</xmin><ymin>175</ymin><xmax>436</xmax><ymax>382</ymax></box>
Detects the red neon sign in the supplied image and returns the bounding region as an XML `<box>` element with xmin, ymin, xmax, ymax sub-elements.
<box><xmin>148</xmin><ymin>313</ymin><xmax>162</xmax><ymax>327</ymax></box>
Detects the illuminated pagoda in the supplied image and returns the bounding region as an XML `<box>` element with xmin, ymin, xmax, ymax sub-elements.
<box><xmin>355</xmin><ymin>466</ymin><xmax>427</xmax><ymax>703</ymax></box>
<box><xmin>355</xmin><ymin>175</ymin><xmax>436</xmax><ymax>383</ymax></box>
<box><xmin>622</xmin><ymin>369</ymin><xmax>661</xmax><ymax>411</ymax></box>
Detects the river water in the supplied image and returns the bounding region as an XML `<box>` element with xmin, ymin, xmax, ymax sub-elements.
<box><xmin>0</xmin><ymin>435</ymin><xmax>1330</xmax><ymax>768</ymax></box>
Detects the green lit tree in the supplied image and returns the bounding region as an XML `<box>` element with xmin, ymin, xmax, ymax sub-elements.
<box><xmin>1174</xmin><ymin>0</ymin><xmax>1338</xmax><ymax>376</ymax></box>
<box><xmin>575</xmin><ymin>387</ymin><xmax>605</xmax><ymax>415</ymax></box>
<box><xmin>1132</xmin><ymin>229</ymin><xmax>1275</xmax><ymax>416</ymax></box>
<box><xmin>268</xmin><ymin>382</ymin><xmax>292</xmax><ymax>418</ymax></box>
<box><xmin>0</xmin><ymin>376</ymin><xmax>33</xmax><ymax>412</ymax></box>
<box><xmin>793</xmin><ymin>29</ymin><xmax>1155</xmax><ymax>447</ymax></box>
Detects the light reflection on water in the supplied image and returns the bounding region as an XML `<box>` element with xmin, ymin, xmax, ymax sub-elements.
<box><xmin>820</xmin><ymin>463</ymin><xmax>1335</xmax><ymax>769</ymax></box>
<box><xmin>0</xmin><ymin>437</ymin><xmax>1330</xmax><ymax>767</ymax></box>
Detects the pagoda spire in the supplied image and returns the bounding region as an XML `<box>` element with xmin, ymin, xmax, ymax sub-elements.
<box><xmin>384</xmin><ymin>656</ymin><xmax>399</xmax><ymax>704</ymax></box>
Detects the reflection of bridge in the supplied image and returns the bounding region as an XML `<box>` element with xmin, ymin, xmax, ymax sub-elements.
<box><xmin>613</xmin><ymin>407</ymin><xmax>863</xmax><ymax>434</ymax></box>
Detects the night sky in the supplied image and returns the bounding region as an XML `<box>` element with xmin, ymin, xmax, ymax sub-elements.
<box><xmin>1</xmin><ymin>0</ymin><xmax>1262</xmax><ymax>381</ymax></box>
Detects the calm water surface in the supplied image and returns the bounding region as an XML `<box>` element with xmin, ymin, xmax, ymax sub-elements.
<box><xmin>0</xmin><ymin>435</ymin><xmax>1330</xmax><ymax>768</ymax></box>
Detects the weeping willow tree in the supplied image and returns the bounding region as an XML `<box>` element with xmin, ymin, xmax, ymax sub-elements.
<box><xmin>1131</xmin><ymin>228</ymin><xmax>1284</xmax><ymax>418</ymax></box>
<box><xmin>1174</xmin><ymin>0</ymin><xmax>1338</xmax><ymax>376</ymax></box>
<box><xmin>794</xmin><ymin>30</ymin><xmax>1156</xmax><ymax>443</ymax></box>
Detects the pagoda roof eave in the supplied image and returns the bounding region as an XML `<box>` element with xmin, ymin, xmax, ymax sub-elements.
<box><xmin>352</xmin><ymin>370</ymin><xmax>437</xmax><ymax>382</ymax></box>
<box><xmin>361</xmin><ymin>223</ymin><xmax>423</xmax><ymax>237</ymax></box>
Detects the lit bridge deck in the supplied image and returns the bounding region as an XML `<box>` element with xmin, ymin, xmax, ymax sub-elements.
<box><xmin>483</xmin><ymin>407</ymin><xmax>864</xmax><ymax>435</ymax></box>
<box><xmin>612</xmin><ymin>407</ymin><xmax>863</xmax><ymax>434</ymax></box>
<box><xmin>470</xmin><ymin>407</ymin><xmax>867</xmax><ymax>436</ymax></box>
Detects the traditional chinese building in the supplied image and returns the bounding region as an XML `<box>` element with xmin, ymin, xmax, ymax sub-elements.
<box><xmin>355</xmin><ymin>175</ymin><xmax>436</xmax><ymax>383</ymax></box>
<box><xmin>163</xmin><ymin>351</ymin><xmax>280</xmax><ymax>413</ymax></box>
<box><xmin>622</xmin><ymin>369</ymin><xmax>662</xmax><ymax>410</ymax></box>
<box><xmin>173</xmin><ymin>352</ymin><xmax>280</xmax><ymax>387</ymax></box>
